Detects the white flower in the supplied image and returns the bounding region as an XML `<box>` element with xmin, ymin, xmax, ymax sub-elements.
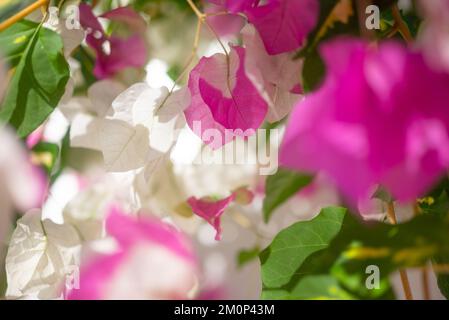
<box><xmin>60</xmin><ymin>80</ymin><xmax>126</xmax><ymax>150</ymax></box>
<box><xmin>97</xmin><ymin>83</ymin><xmax>190</xmax><ymax>173</ymax></box>
<box><xmin>5</xmin><ymin>210</ymin><xmax>82</xmax><ymax>300</ymax></box>
<box><xmin>242</xmin><ymin>25</ymin><xmax>303</xmax><ymax>123</ymax></box>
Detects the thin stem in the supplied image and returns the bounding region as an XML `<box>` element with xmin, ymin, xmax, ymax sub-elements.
<box><xmin>386</xmin><ymin>202</ymin><xmax>414</xmax><ymax>300</ymax></box>
<box><xmin>399</xmin><ymin>270</ymin><xmax>414</xmax><ymax>300</ymax></box>
<box><xmin>391</xmin><ymin>4</ymin><xmax>413</xmax><ymax>43</ymax></box>
<box><xmin>186</xmin><ymin>0</ymin><xmax>228</xmax><ymax>56</ymax></box>
<box><xmin>187</xmin><ymin>0</ymin><xmax>204</xmax><ymax>19</ymax></box>
<box><xmin>0</xmin><ymin>0</ymin><xmax>49</xmax><ymax>32</ymax></box>
<box><xmin>158</xmin><ymin>0</ymin><xmax>230</xmax><ymax>113</ymax></box>
<box><xmin>156</xmin><ymin>16</ymin><xmax>203</xmax><ymax>112</ymax></box>
<box><xmin>386</xmin><ymin>202</ymin><xmax>397</xmax><ymax>224</ymax></box>
<box><xmin>204</xmin><ymin>19</ymin><xmax>229</xmax><ymax>57</ymax></box>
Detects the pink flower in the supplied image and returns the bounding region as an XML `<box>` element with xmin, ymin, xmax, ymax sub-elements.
<box><xmin>205</xmin><ymin>3</ymin><xmax>246</xmax><ymax>38</ymax></box>
<box><xmin>68</xmin><ymin>207</ymin><xmax>198</xmax><ymax>300</ymax></box>
<box><xmin>280</xmin><ymin>38</ymin><xmax>449</xmax><ymax>205</ymax></box>
<box><xmin>187</xmin><ymin>187</ymin><xmax>254</xmax><ymax>240</ymax></box>
<box><xmin>242</xmin><ymin>25</ymin><xmax>303</xmax><ymax>122</ymax></box>
<box><xmin>245</xmin><ymin>0</ymin><xmax>319</xmax><ymax>55</ymax></box>
<box><xmin>79</xmin><ymin>4</ymin><xmax>148</xmax><ymax>79</ymax></box>
<box><xmin>207</xmin><ymin>0</ymin><xmax>257</xmax><ymax>13</ymax></box>
<box><xmin>0</xmin><ymin>127</ymin><xmax>46</xmax><ymax>242</ymax></box>
<box><xmin>184</xmin><ymin>46</ymin><xmax>268</xmax><ymax>149</ymax></box>
<box><xmin>188</xmin><ymin>194</ymin><xmax>236</xmax><ymax>241</ymax></box>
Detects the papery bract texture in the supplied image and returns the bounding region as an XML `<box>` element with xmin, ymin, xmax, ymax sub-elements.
<box><xmin>280</xmin><ymin>38</ymin><xmax>449</xmax><ymax>205</ymax></box>
<box><xmin>245</xmin><ymin>0</ymin><xmax>319</xmax><ymax>55</ymax></box>
<box><xmin>184</xmin><ymin>46</ymin><xmax>268</xmax><ymax>149</ymax></box>
<box><xmin>242</xmin><ymin>25</ymin><xmax>303</xmax><ymax>122</ymax></box>
<box><xmin>100</xmin><ymin>84</ymin><xmax>188</xmax><ymax>172</ymax></box>
<box><xmin>61</xmin><ymin>80</ymin><xmax>125</xmax><ymax>151</ymax></box>
<box><xmin>205</xmin><ymin>3</ymin><xmax>246</xmax><ymax>38</ymax></box>
<box><xmin>68</xmin><ymin>207</ymin><xmax>198</xmax><ymax>300</ymax></box>
<box><xmin>208</xmin><ymin>0</ymin><xmax>257</xmax><ymax>13</ymax></box>
<box><xmin>6</xmin><ymin>210</ymin><xmax>81</xmax><ymax>299</ymax></box>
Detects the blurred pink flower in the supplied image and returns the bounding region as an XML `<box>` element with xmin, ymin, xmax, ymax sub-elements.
<box><xmin>418</xmin><ymin>0</ymin><xmax>449</xmax><ymax>73</ymax></box>
<box><xmin>280</xmin><ymin>38</ymin><xmax>449</xmax><ymax>205</ymax></box>
<box><xmin>0</xmin><ymin>127</ymin><xmax>46</xmax><ymax>241</ymax></box>
<box><xmin>205</xmin><ymin>3</ymin><xmax>246</xmax><ymax>38</ymax></box>
<box><xmin>184</xmin><ymin>46</ymin><xmax>267</xmax><ymax>149</ymax></box>
<box><xmin>68</xmin><ymin>207</ymin><xmax>198</xmax><ymax>300</ymax></box>
<box><xmin>207</xmin><ymin>0</ymin><xmax>257</xmax><ymax>13</ymax></box>
<box><xmin>245</xmin><ymin>0</ymin><xmax>319</xmax><ymax>55</ymax></box>
<box><xmin>79</xmin><ymin>4</ymin><xmax>148</xmax><ymax>79</ymax></box>
<box><xmin>26</xmin><ymin>126</ymin><xmax>44</xmax><ymax>149</ymax></box>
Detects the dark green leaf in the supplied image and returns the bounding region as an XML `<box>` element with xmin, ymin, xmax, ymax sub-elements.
<box><xmin>434</xmin><ymin>254</ymin><xmax>449</xmax><ymax>299</ymax></box>
<box><xmin>302</xmin><ymin>50</ymin><xmax>325</xmax><ymax>93</ymax></box>
<box><xmin>419</xmin><ymin>177</ymin><xmax>449</xmax><ymax>299</ymax></box>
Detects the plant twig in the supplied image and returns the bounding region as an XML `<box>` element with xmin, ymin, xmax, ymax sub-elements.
<box><xmin>391</xmin><ymin>4</ymin><xmax>413</xmax><ymax>43</ymax></box>
<box><xmin>187</xmin><ymin>0</ymin><xmax>204</xmax><ymax>19</ymax></box>
<box><xmin>0</xmin><ymin>0</ymin><xmax>49</xmax><ymax>32</ymax></box>
<box><xmin>386</xmin><ymin>202</ymin><xmax>414</xmax><ymax>300</ymax></box>
<box><xmin>431</xmin><ymin>264</ymin><xmax>449</xmax><ymax>274</ymax></box>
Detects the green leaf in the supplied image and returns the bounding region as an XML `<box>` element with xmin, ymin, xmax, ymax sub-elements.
<box><xmin>260</xmin><ymin>207</ymin><xmax>347</xmax><ymax>289</ymax></box>
<box><xmin>320</xmin><ymin>213</ymin><xmax>449</xmax><ymax>282</ymax></box>
<box><xmin>418</xmin><ymin>177</ymin><xmax>449</xmax><ymax>299</ymax></box>
<box><xmin>0</xmin><ymin>21</ymin><xmax>70</xmax><ymax>137</ymax></box>
<box><xmin>261</xmin><ymin>204</ymin><xmax>449</xmax><ymax>300</ymax></box>
<box><xmin>262</xmin><ymin>275</ymin><xmax>355</xmax><ymax>300</ymax></box>
<box><xmin>237</xmin><ymin>247</ymin><xmax>260</xmax><ymax>268</ymax></box>
<box><xmin>32</xmin><ymin>142</ymin><xmax>60</xmax><ymax>176</ymax></box>
<box><xmin>434</xmin><ymin>254</ymin><xmax>449</xmax><ymax>299</ymax></box>
<box><xmin>0</xmin><ymin>20</ymin><xmax>37</xmax><ymax>67</ymax></box>
<box><xmin>263</xmin><ymin>168</ymin><xmax>313</xmax><ymax>223</ymax></box>
<box><xmin>302</xmin><ymin>50</ymin><xmax>325</xmax><ymax>93</ymax></box>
